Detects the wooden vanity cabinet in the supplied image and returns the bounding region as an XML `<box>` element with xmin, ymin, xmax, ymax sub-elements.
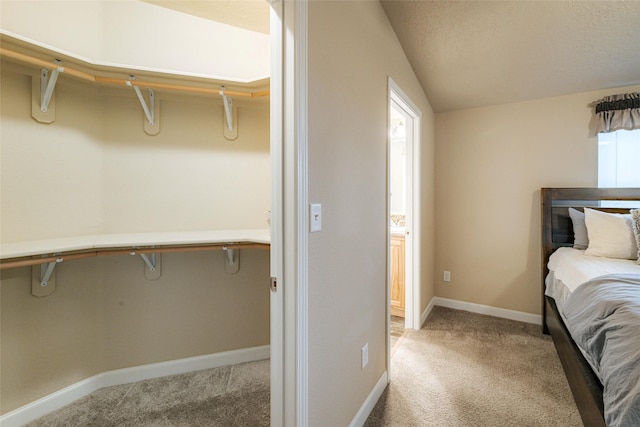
<box><xmin>390</xmin><ymin>235</ymin><xmax>405</xmax><ymax>317</ymax></box>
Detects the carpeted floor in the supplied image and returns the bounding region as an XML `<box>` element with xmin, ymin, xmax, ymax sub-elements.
<box><xmin>27</xmin><ymin>307</ymin><xmax>582</xmax><ymax>426</ymax></box>
<box><xmin>365</xmin><ymin>306</ymin><xmax>583</xmax><ymax>426</ymax></box>
<box><xmin>27</xmin><ymin>359</ymin><xmax>270</xmax><ymax>427</ymax></box>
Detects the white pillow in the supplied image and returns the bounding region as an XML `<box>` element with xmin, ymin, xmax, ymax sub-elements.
<box><xmin>631</xmin><ymin>209</ymin><xmax>640</xmax><ymax>264</ymax></box>
<box><xmin>568</xmin><ymin>208</ymin><xmax>588</xmax><ymax>250</ymax></box>
<box><xmin>584</xmin><ymin>208</ymin><xmax>637</xmax><ymax>260</ymax></box>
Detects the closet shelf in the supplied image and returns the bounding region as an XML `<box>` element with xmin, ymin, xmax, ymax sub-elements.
<box><xmin>0</xmin><ymin>229</ymin><xmax>271</xmax><ymax>269</ymax></box>
<box><xmin>0</xmin><ymin>47</ymin><xmax>270</xmax><ymax>99</ymax></box>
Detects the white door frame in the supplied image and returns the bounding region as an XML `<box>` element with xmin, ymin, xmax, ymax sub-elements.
<box><xmin>388</xmin><ymin>78</ymin><xmax>422</xmax><ymax>334</ymax></box>
<box><xmin>270</xmin><ymin>1</ymin><xmax>309</xmax><ymax>426</ymax></box>
<box><xmin>269</xmin><ymin>1</ymin><xmax>284</xmax><ymax>425</ymax></box>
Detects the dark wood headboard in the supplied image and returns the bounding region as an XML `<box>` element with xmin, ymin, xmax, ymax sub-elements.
<box><xmin>540</xmin><ymin>188</ymin><xmax>640</xmax><ymax>426</ymax></box>
<box><xmin>540</xmin><ymin>187</ymin><xmax>640</xmax><ymax>321</ymax></box>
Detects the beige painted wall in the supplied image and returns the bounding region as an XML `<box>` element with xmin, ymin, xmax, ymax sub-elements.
<box><xmin>0</xmin><ymin>62</ymin><xmax>271</xmax><ymax>241</ymax></box>
<box><xmin>434</xmin><ymin>84</ymin><xmax>640</xmax><ymax>315</ymax></box>
<box><xmin>1</xmin><ymin>63</ymin><xmax>105</xmax><ymax>242</ymax></box>
<box><xmin>1</xmin><ymin>251</ymin><xmax>270</xmax><ymax>413</ymax></box>
<box><xmin>101</xmin><ymin>93</ymin><xmax>271</xmax><ymax>233</ymax></box>
<box><xmin>307</xmin><ymin>2</ymin><xmax>435</xmax><ymax>425</ymax></box>
<box><xmin>0</xmin><ymin>63</ymin><xmax>270</xmax><ymax>413</ymax></box>
<box><xmin>102</xmin><ymin>250</ymin><xmax>270</xmax><ymax>371</ymax></box>
<box><xmin>1</xmin><ymin>259</ymin><xmax>107</xmax><ymax>414</ymax></box>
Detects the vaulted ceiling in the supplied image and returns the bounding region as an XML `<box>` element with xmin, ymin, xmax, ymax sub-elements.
<box><xmin>380</xmin><ymin>1</ymin><xmax>640</xmax><ymax>112</ymax></box>
<box><xmin>142</xmin><ymin>1</ymin><xmax>640</xmax><ymax>113</ymax></box>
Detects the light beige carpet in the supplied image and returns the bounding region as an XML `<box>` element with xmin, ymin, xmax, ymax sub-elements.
<box><xmin>365</xmin><ymin>306</ymin><xmax>583</xmax><ymax>426</ymax></box>
<box><xmin>27</xmin><ymin>359</ymin><xmax>270</xmax><ymax>426</ymax></box>
<box><xmin>27</xmin><ymin>307</ymin><xmax>582</xmax><ymax>426</ymax></box>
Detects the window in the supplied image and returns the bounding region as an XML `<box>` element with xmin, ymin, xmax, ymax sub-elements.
<box><xmin>598</xmin><ymin>129</ymin><xmax>640</xmax><ymax>187</ymax></box>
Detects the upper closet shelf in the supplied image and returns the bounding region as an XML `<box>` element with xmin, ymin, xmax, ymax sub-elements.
<box><xmin>0</xmin><ymin>46</ymin><xmax>269</xmax><ymax>99</ymax></box>
<box><xmin>0</xmin><ymin>36</ymin><xmax>269</xmax><ymax>135</ymax></box>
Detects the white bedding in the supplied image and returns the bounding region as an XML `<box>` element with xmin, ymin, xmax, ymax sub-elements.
<box><xmin>546</xmin><ymin>247</ymin><xmax>640</xmax><ymax>375</ymax></box>
<box><xmin>547</xmin><ymin>247</ymin><xmax>640</xmax><ymax>293</ymax></box>
<box><xmin>546</xmin><ymin>247</ymin><xmax>640</xmax><ymax>320</ymax></box>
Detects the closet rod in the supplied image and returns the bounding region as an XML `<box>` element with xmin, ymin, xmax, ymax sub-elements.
<box><xmin>0</xmin><ymin>252</ymin><xmax>98</xmax><ymax>269</ymax></box>
<box><xmin>99</xmin><ymin>243</ymin><xmax>270</xmax><ymax>258</ymax></box>
<box><xmin>0</xmin><ymin>47</ymin><xmax>95</xmax><ymax>82</ymax></box>
<box><xmin>0</xmin><ymin>47</ymin><xmax>269</xmax><ymax>98</ymax></box>
<box><xmin>96</xmin><ymin>76</ymin><xmax>266</xmax><ymax>98</ymax></box>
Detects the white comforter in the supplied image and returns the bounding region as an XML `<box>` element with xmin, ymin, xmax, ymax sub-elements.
<box><xmin>547</xmin><ymin>247</ymin><xmax>640</xmax><ymax>293</ymax></box>
<box><xmin>546</xmin><ymin>248</ymin><xmax>640</xmax><ymax>427</ymax></box>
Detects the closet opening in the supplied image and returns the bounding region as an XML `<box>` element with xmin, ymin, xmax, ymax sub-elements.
<box><xmin>0</xmin><ymin>1</ymin><xmax>285</xmax><ymax>425</ymax></box>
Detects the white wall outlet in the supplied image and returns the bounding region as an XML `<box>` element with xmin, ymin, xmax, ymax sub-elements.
<box><xmin>361</xmin><ymin>343</ymin><xmax>369</xmax><ymax>369</ymax></box>
<box><xmin>444</xmin><ymin>270</ymin><xmax>451</xmax><ymax>282</ymax></box>
<box><xmin>310</xmin><ymin>203</ymin><xmax>322</xmax><ymax>232</ymax></box>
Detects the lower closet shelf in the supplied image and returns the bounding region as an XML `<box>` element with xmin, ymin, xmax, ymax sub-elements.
<box><xmin>0</xmin><ymin>229</ymin><xmax>271</xmax><ymax>269</ymax></box>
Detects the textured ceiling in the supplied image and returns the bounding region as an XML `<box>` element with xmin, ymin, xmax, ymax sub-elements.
<box><xmin>138</xmin><ymin>1</ymin><xmax>639</xmax><ymax>112</ymax></box>
<box><xmin>141</xmin><ymin>0</ymin><xmax>269</xmax><ymax>34</ymax></box>
<box><xmin>380</xmin><ymin>1</ymin><xmax>640</xmax><ymax>113</ymax></box>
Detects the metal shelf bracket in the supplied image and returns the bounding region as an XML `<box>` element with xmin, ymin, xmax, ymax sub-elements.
<box><xmin>223</xmin><ymin>245</ymin><xmax>240</xmax><ymax>274</ymax></box>
<box><xmin>130</xmin><ymin>251</ymin><xmax>162</xmax><ymax>280</ymax></box>
<box><xmin>127</xmin><ymin>79</ymin><xmax>155</xmax><ymax>126</ymax></box>
<box><xmin>220</xmin><ymin>86</ymin><xmax>233</xmax><ymax>131</ymax></box>
<box><xmin>220</xmin><ymin>86</ymin><xmax>238</xmax><ymax>140</ymax></box>
<box><xmin>41</xmin><ymin>258</ymin><xmax>62</xmax><ymax>286</ymax></box>
<box><xmin>32</xmin><ymin>258</ymin><xmax>62</xmax><ymax>297</ymax></box>
<box><xmin>41</xmin><ymin>61</ymin><xmax>63</xmax><ymax>113</ymax></box>
<box><xmin>140</xmin><ymin>253</ymin><xmax>156</xmax><ymax>271</ymax></box>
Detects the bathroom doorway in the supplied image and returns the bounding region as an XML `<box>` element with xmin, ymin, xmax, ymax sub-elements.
<box><xmin>388</xmin><ymin>78</ymin><xmax>421</xmax><ymax>339</ymax></box>
<box><xmin>389</xmin><ymin>103</ymin><xmax>410</xmax><ymax>321</ymax></box>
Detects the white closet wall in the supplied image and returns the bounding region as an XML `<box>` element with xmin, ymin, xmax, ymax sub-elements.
<box><xmin>0</xmin><ymin>0</ymin><xmax>269</xmax><ymax>81</ymax></box>
<box><xmin>0</xmin><ymin>1</ymin><xmax>104</xmax><ymax>60</ymax></box>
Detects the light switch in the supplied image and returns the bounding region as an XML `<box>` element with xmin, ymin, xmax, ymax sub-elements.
<box><xmin>310</xmin><ymin>203</ymin><xmax>322</xmax><ymax>232</ymax></box>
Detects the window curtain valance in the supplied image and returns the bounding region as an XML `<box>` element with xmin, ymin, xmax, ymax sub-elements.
<box><xmin>591</xmin><ymin>92</ymin><xmax>640</xmax><ymax>135</ymax></box>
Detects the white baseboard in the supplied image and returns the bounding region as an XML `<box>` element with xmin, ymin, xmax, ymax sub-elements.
<box><xmin>348</xmin><ymin>370</ymin><xmax>388</xmax><ymax>427</ymax></box>
<box><xmin>432</xmin><ymin>297</ymin><xmax>541</xmax><ymax>325</ymax></box>
<box><xmin>420</xmin><ymin>298</ymin><xmax>436</xmax><ymax>328</ymax></box>
<box><xmin>0</xmin><ymin>345</ymin><xmax>270</xmax><ymax>427</ymax></box>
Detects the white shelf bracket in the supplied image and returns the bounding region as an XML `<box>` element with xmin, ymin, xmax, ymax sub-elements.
<box><xmin>32</xmin><ymin>258</ymin><xmax>62</xmax><ymax>297</ymax></box>
<box><xmin>40</xmin><ymin>259</ymin><xmax>62</xmax><ymax>287</ymax></box>
<box><xmin>128</xmin><ymin>79</ymin><xmax>155</xmax><ymax>126</ymax></box>
<box><xmin>41</xmin><ymin>61</ymin><xmax>63</xmax><ymax>113</ymax></box>
<box><xmin>220</xmin><ymin>86</ymin><xmax>233</xmax><ymax>132</ymax></box>
<box><xmin>130</xmin><ymin>251</ymin><xmax>162</xmax><ymax>280</ymax></box>
<box><xmin>141</xmin><ymin>253</ymin><xmax>157</xmax><ymax>271</ymax></box>
<box><xmin>222</xmin><ymin>245</ymin><xmax>240</xmax><ymax>274</ymax></box>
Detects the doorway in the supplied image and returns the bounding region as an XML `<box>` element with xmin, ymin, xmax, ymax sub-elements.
<box><xmin>388</xmin><ymin>78</ymin><xmax>421</xmax><ymax>339</ymax></box>
<box><xmin>389</xmin><ymin>103</ymin><xmax>410</xmax><ymax>322</ymax></box>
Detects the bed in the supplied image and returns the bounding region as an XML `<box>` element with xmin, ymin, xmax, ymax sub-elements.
<box><xmin>541</xmin><ymin>188</ymin><xmax>640</xmax><ymax>427</ymax></box>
